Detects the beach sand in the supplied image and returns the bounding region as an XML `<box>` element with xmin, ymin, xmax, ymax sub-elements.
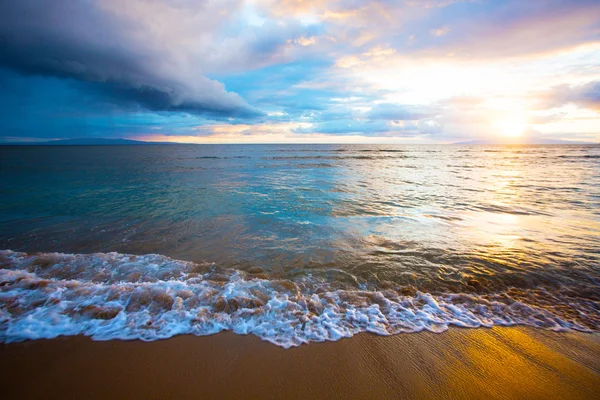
<box><xmin>2</xmin><ymin>327</ymin><xmax>599</xmax><ymax>399</ymax></box>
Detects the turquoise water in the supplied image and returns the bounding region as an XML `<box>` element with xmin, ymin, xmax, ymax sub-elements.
<box><xmin>1</xmin><ymin>144</ymin><xmax>599</xmax><ymax>346</ymax></box>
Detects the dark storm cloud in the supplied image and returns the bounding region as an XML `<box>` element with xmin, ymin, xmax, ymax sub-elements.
<box><xmin>0</xmin><ymin>0</ymin><xmax>261</xmax><ymax>118</ymax></box>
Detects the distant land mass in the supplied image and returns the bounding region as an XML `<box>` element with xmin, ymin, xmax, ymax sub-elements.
<box><xmin>453</xmin><ymin>138</ymin><xmax>595</xmax><ymax>145</ymax></box>
<box><xmin>1</xmin><ymin>137</ymin><xmax>597</xmax><ymax>146</ymax></box>
<box><xmin>2</xmin><ymin>138</ymin><xmax>176</xmax><ymax>145</ymax></box>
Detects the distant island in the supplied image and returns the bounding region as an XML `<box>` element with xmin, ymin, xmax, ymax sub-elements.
<box><xmin>2</xmin><ymin>138</ymin><xmax>176</xmax><ymax>145</ymax></box>
<box><xmin>1</xmin><ymin>137</ymin><xmax>597</xmax><ymax>145</ymax></box>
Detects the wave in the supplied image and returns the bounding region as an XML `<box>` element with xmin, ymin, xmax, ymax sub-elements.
<box><xmin>264</xmin><ymin>155</ymin><xmax>412</xmax><ymax>161</ymax></box>
<box><xmin>0</xmin><ymin>250</ymin><xmax>596</xmax><ymax>348</ymax></box>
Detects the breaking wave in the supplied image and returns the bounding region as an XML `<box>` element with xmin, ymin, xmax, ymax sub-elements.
<box><xmin>1</xmin><ymin>250</ymin><xmax>597</xmax><ymax>348</ymax></box>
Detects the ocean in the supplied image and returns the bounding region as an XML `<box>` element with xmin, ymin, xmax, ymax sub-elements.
<box><xmin>1</xmin><ymin>144</ymin><xmax>599</xmax><ymax>347</ymax></box>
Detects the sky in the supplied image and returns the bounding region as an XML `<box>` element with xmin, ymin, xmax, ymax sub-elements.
<box><xmin>0</xmin><ymin>0</ymin><xmax>599</xmax><ymax>144</ymax></box>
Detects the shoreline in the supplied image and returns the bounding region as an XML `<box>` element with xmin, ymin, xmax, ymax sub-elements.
<box><xmin>2</xmin><ymin>327</ymin><xmax>599</xmax><ymax>399</ymax></box>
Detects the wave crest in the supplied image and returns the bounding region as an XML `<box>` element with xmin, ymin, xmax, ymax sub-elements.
<box><xmin>0</xmin><ymin>250</ymin><xmax>596</xmax><ymax>347</ymax></box>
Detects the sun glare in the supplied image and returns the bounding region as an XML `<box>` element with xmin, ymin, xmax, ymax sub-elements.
<box><xmin>492</xmin><ymin>117</ymin><xmax>527</xmax><ymax>137</ymax></box>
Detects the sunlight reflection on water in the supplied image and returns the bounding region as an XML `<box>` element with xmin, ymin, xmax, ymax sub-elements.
<box><xmin>1</xmin><ymin>144</ymin><xmax>599</xmax><ymax>339</ymax></box>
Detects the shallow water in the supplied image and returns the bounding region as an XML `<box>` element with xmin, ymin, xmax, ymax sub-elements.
<box><xmin>1</xmin><ymin>144</ymin><xmax>599</xmax><ymax>346</ymax></box>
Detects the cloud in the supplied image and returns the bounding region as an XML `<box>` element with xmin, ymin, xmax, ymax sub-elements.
<box><xmin>0</xmin><ymin>0</ymin><xmax>598</xmax><ymax>142</ymax></box>
<box><xmin>403</xmin><ymin>0</ymin><xmax>600</xmax><ymax>59</ymax></box>
<box><xmin>293</xmin><ymin>117</ymin><xmax>442</xmax><ymax>137</ymax></box>
<box><xmin>368</xmin><ymin>103</ymin><xmax>433</xmax><ymax>121</ymax></box>
<box><xmin>547</xmin><ymin>81</ymin><xmax>600</xmax><ymax>111</ymax></box>
<box><xmin>0</xmin><ymin>0</ymin><xmax>261</xmax><ymax>118</ymax></box>
<box><xmin>267</xmin><ymin>0</ymin><xmax>600</xmax><ymax>60</ymax></box>
<box><xmin>430</xmin><ymin>26</ymin><xmax>450</xmax><ymax>37</ymax></box>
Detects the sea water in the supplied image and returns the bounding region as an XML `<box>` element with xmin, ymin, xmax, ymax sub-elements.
<box><xmin>1</xmin><ymin>144</ymin><xmax>598</xmax><ymax>347</ymax></box>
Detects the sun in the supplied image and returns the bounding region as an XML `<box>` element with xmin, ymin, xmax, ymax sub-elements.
<box><xmin>492</xmin><ymin>117</ymin><xmax>527</xmax><ymax>137</ymax></box>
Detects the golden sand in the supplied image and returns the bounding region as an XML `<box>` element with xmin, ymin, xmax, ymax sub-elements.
<box><xmin>1</xmin><ymin>327</ymin><xmax>599</xmax><ymax>399</ymax></box>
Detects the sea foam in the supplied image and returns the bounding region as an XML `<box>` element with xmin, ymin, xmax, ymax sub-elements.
<box><xmin>0</xmin><ymin>250</ymin><xmax>595</xmax><ymax>347</ymax></box>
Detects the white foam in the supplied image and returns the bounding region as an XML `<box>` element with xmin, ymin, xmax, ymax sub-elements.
<box><xmin>0</xmin><ymin>250</ymin><xmax>595</xmax><ymax>348</ymax></box>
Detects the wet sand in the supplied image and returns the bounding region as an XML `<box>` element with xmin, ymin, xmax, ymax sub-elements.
<box><xmin>2</xmin><ymin>327</ymin><xmax>599</xmax><ymax>400</ymax></box>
